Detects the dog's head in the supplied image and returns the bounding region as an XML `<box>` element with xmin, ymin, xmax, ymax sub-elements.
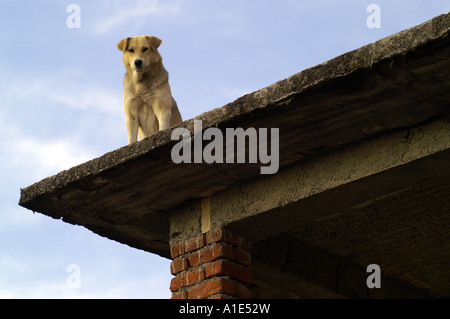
<box><xmin>117</xmin><ymin>35</ymin><xmax>163</xmax><ymax>72</ymax></box>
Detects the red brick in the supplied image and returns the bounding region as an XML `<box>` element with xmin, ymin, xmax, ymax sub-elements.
<box><xmin>199</xmin><ymin>245</ymin><xmax>214</xmax><ymax>263</ymax></box>
<box><xmin>171</xmin><ymin>290</ymin><xmax>188</xmax><ymax>299</ymax></box>
<box><xmin>205</xmin><ymin>260</ymin><xmax>251</xmax><ymax>284</ymax></box>
<box><xmin>185</xmin><ymin>268</ymin><xmax>205</xmax><ymax>287</ymax></box>
<box><xmin>206</xmin><ymin>228</ymin><xmax>236</xmax><ymax>245</ymax></box>
<box><xmin>188</xmin><ymin>278</ymin><xmax>236</xmax><ymax>299</ymax></box>
<box><xmin>239</xmin><ymin>239</ymin><xmax>252</xmax><ymax>252</ymax></box>
<box><xmin>188</xmin><ymin>251</ymin><xmax>201</xmax><ymax>268</ymax></box>
<box><xmin>200</xmin><ymin>243</ymin><xmax>234</xmax><ymax>263</ymax></box>
<box><xmin>170</xmin><ymin>256</ymin><xmax>188</xmax><ymax>275</ymax></box>
<box><xmin>185</xmin><ymin>233</ymin><xmax>206</xmax><ymax>253</ymax></box>
<box><xmin>170</xmin><ymin>229</ymin><xmax>253</xmax><ymax>299</ymax></box>
<box><xmin>223</xmin><ymin>229</ymin><xmax>241</xmax><ymax>247</ymax></box>
<box><xmin>216</xmin><ymin>243</ymin><xmax>237</xmax><ymax>261</ymax></box>
<box><xmin>205</xmin><ymin>228</ymin><xmax>224</xmax><ymax>245</ymax></box>
<box><xmin>236</xmin><ymin>248</ymin><xmax>251</xmax><ymax>267</ymax></box>
<box><xmin>170</xmin><ymin>275</ymin><xmax>183</xmax><ymax>293</ymax></box>
<box><xmin>206</xmin><ymin>228</ymin><xmax>251</xmax><ymax>251</ymax></box>
<box><xmin>170</xmin><ymin>241</ymin><xmax>185</xmax><ymax>259</ymax></box>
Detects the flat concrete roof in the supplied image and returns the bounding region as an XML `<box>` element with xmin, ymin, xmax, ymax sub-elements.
<box><xmin>19</xmin><ymin>13</ymin><xmax>450</xmax><ymax>298</ymax></box>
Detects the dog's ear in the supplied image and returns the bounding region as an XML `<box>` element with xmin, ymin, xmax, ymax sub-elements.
<box><xmin>147</xmin><ymin>36</ymin><xmax>162</xmax><ymax>50</ymax></box>
<box><xmin>117</xmin><ymin>37</ymin><xmax>129</xmax><ymax>51</ymax></box>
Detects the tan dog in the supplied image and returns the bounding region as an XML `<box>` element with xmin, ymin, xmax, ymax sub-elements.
<box><xmin>117</xmin><ymin>35</ymin><xmax>182</xmax><ymax>144</ymax></box>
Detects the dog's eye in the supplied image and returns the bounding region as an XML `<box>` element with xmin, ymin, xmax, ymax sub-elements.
<box><xmin>142</xmin><ymin>47</ymin><xmax>149</xmax><ymax>52</ymax></box>
<box><xmin>128</xmin><ymin>49</ymin><xmax>135</xmax><ymax>53</ymax></box>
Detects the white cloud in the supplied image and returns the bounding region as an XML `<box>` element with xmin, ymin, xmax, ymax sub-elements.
<box><xmin>11</xmin><ymin>136</ymin><xmax>93</xmax><ymax>179</ymax></box>
<box><xmin>47</xmin><ymin>85</ymin><xmax>123</xmax><ymax>116</ymax></box>
<box><xmin>91</xmin><ymin>0</ymin><xmax>183</xmax><ymax>35</ymax></box>
<box><xmin>0</xmin><ymin>129</ymin><xmax>93</xmax><ymax>230</ymax></box>
<box><xmin>4</xmin><ymin>76</ymin><xmax>123</xmax><ymax>116</ymax></box>
<box><xmin>0</xmin><ymin>108</ymin><xmax>94</xmax><ymax>183</ymax></box>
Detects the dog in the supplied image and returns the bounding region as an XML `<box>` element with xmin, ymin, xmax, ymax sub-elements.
<box><xmin>117</xmin><ymin>35</ymin><xmax>182</xmax><ymax>144</ymax></box>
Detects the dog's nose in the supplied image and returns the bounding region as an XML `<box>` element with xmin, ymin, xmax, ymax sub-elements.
<box><xmin>134</xmin><ymin>59</ymin><xmax>143</xmax><ymax>68</ymax></box>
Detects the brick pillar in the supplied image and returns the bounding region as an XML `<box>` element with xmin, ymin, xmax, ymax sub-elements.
<box><xmin>170</xmin><ymin>228</ymin><xmax>252</xmax><ymax>299</ymax></box>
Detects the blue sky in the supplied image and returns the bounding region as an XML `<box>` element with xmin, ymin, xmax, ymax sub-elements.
<box><xmin>1</xmin><ymin>0</ymin><xmax>448</xmax><ymax>299</ymax></box>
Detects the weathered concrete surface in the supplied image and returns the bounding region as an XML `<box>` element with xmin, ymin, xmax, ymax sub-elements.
<box><xmin>19</xmin><ymin>13</ymin><xmax>450</xmax><ymax>298</ymax></box>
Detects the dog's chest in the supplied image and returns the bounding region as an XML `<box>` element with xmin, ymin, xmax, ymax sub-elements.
<box><xmin>125</xmin><ymin>79</ymin><xmax>157</xmax><ymax>99</ymax></box>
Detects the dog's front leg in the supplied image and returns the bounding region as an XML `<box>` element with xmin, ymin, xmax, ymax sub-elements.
<box><xmin>153</xmin><ymin>98</ymin><xmax>172</xmax><ymax>131</ymax></box>
<box><xmin>158</xmin><ymin>110</ymin><xmax>172</xmax><ymax>131</ymax></box>
<box><xmin>126</xmin><ymin>116</ymin><xmax>139</xmax><ymax>144</ymax></box>
<box><xmin>125</xmin><ymin>98</ymin><xmax>141</xmax><ymax>144</ymax></box>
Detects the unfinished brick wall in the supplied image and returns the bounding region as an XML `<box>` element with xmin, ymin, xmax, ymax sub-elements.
<box><xmin>170</xmin><ymin>228</ymin><xmax>252</xmax><ymax>299</ymax></box>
